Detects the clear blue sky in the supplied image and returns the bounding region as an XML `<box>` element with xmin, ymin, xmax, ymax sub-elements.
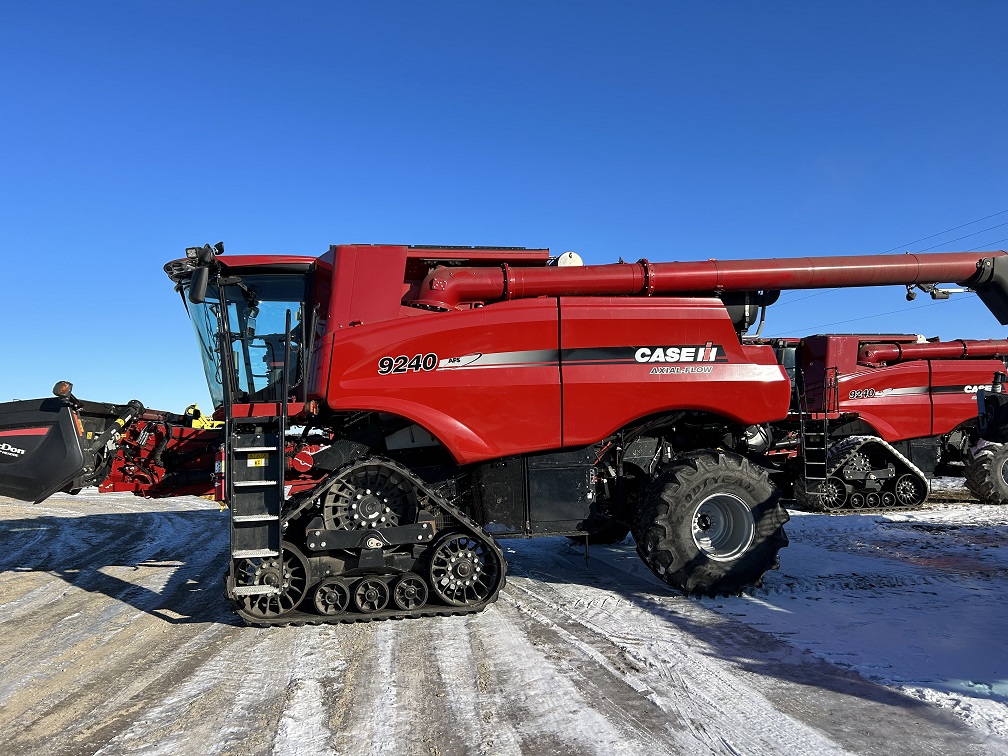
<box><xmin>2</xmin><ymin>2</ymin><xmax>1006</xmax><ymax>412</ymax></box>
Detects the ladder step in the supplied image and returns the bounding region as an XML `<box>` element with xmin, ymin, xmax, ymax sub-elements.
<box><xmin>233</xmin><ymin>446</ymin><xmax>278</xmax><ymax>452</ymax></box>
<box><xmin>232</xmin><ymin>584</ymin><xmax>281</xmax><ymax>596</ymax></box>
<box><xmin>232</xmin><ymin>548</ymin><xmax>280</xmax><ymax>559</ymax></box>
<box><xmin>233</xmin><ymin>514</ymin><xmax>279</xmax><ymax>523</ymax></box>
<box><xmin>233</xmin><ymin>480</ymin><xmax>279</xmax><ymax>487</ymax></box>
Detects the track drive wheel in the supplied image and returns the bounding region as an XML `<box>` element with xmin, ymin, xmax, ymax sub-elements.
<box><xmin>632</xmin><ymin>450</ymin><xmax>789</xmax><ymax>596</ymax></box>
<box><xmin>965</xmin><ymin>443</ymin><xmax>1008</xmax><ymax>506</ymax></box>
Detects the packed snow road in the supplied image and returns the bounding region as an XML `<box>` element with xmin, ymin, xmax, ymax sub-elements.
<box><xmin>2</xmin><ymin>488</ymin><xmax>1007</xmax><ymax>755</ymax></box>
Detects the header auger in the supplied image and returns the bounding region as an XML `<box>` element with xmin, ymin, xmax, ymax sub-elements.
<box><xmin>1</xmin><ymin>243</ymin><xmax>1007</xmax><ymax>625</ymax></box>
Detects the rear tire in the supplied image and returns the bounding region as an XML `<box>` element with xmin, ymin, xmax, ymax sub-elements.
<box><xmin>632</xmin><ymin>450</ymin><xmax>789</xmax><ymax>596</ymax></box>
<box><xmin>965</xmin><ymin>442</ymin><xmax>1008</xmax><ymax>505</ymax></box>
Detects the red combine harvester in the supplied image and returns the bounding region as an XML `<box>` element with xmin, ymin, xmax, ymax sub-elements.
<box><xmin>759</xmin><ymin>335</ymin><xmax>1008</xmax><ymax>510</ymax></box>
<box><xmin>1</xmin><ymin>243</ymin><xmax>1007</xmax><ymax>625</ymax></box>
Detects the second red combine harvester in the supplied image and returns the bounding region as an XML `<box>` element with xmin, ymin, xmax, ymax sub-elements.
<box><xmin>1</xmin><ymin>244</ymin><xmax>1007</xmax><ymax>625</ymax></box>
<box><xmin>759</xmin><ymin>334</ymin><xmax>1008</xmax><ymax>511</ymax></box>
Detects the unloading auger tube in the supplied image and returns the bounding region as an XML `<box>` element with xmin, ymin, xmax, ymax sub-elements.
<box><xmin>413</xmin><ymin>250</ymin><xmax>1008</xmax><ymax>319</ymax></box>
<box><xmin>859</xmin><ymin>339</ymin><xmax>1008</xmax><ymax>365</ymax></box>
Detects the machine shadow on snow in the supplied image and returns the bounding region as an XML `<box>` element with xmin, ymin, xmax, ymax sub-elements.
<box><xmin>502</xmin><ymin>533</ymin><xmax>1008</xmax><ymax>716</ymax></box>
<box><xmin>0</xmin><ymin>507</ymin><xmax>238</xmax><ymax>626</ymax></box>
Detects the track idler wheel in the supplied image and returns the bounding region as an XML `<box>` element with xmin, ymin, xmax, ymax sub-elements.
<box><xmin>353</xmin><ymin>577</ymin><xmax>390</xmax><ymax>613</ymax></box>
<box><xmin>234</xmin><ymin>542</ymin><xmax>311</xmax><ymax>619</ymax></box>
<box><xmin>894</xmin><ymin>474</ymin><xmax>926</xmax><ymax>506</ymax></box>
<box><xmin>819</xmin><ymin>477</ymin><xmax>847</xmax><ymax>510</ymax></box>
<box><xmin>428</xmin><ymin>532</ymin><xmax>502</xmax><ymax>607</ymax></box>
<box><xmin>393</xmin><ymin>573</ymin><xmax>429</xmax><ymax>610</ymax></box>
<box><xmin>313</xmin><ymin>578</ymin><xmax>351</xmax><ymax>615</ymax></box>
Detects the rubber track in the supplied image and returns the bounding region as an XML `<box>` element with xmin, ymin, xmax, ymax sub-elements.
<box><xmin>229</xmin><ymin>456</ymin><xmax>507</xmax><ymax>627</ymax></box>
<box><xmin>796</xmin><ymin>435</ymin><xmax>931</xmax><ymax>514</ymax></box>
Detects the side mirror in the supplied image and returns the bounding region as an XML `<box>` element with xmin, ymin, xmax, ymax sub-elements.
<box><xmin>189</xmin><ymin>266</ymin><xmax>210</xmax><ymax>304</ymax></box>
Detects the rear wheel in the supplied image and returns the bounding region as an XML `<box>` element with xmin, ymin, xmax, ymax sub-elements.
<box><xmin>965</xmin><ymin>442</ymin><xmax>1008</xmax><ymax>505</ymax></box>
<box><xmin>632</xmin><ymin>450</ymin><xmax>789</xmax><ymax>596</ymax></box>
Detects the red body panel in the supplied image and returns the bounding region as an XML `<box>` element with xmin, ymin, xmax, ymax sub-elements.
<box><xmin>321</xmin><ymin>299</ymin><xmax>562</xmax><ymax>464</ymax></box>
<box><xmin>559</xmin><ymin>298</ymin><xmax>790</xmax><ymax>446</ymax></box>
<box><xmin>835</xmin><ymin>361</ymin><xmax>933</xmax><ymax>440</ymax></box>
<box><xmin>319</xmin><ymin>293</ymin><xmax>793</xmax><ymax>463</ymax></box>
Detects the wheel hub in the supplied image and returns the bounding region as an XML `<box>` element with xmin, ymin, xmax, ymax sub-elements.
<box><xmin>322</xmin><ymin>462</ymin><xmax>417</xmax><ymax>531</ymax></box>
<box><xmin>446</xmin><ymin>550</ymin><xmax>480</xmax><ymax>586</ymax></box>
<box><xmin>355</xmin><ymin>492</ymin><xmax>387</xmax><ymax>522</ymax></box>
<box><xmin>691</xmin><ymin>493</ymin><xmax>756</xmax><ymax>562</ymax></box>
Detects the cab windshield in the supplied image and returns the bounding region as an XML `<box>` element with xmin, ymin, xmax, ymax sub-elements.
<box><xmin>182</xmin><ymin>273</ymin><xmax>308</xmax><ymax>409</ymax></box>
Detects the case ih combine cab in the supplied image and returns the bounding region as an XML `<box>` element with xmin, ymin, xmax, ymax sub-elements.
<box><xmin>761</xmin><ymin>335</ymin><xmax>1008</xmax><ymax>511</ymax></box>
<box><xmin>1</xmin><ymin>243</ymin><xmax>1008</xmax><ymax>625</ymax></box>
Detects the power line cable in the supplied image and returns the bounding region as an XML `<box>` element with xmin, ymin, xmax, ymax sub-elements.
<box><xmin>765</xmin><ymin>294</ymin><xmax>968</xmax><ymax>336</ymax></box>
<box><xmin>872</xmin><ymin>208</ymin><xmax>1008</xmax><ymax>254</ymax></box>
<box><xmin>967</xmin><ymin>236</ymin><xmax>1008</xmax><ymax>252</ymax></box>
<box><xmin>914</xmin><ymin>221</ymin><xmax>1008</xmax><ymax>252</ymax></box>
<box><xmin>774</xmin><ymin>209</ymin><xmax>1008</xmax><ymax>309</ymax></box>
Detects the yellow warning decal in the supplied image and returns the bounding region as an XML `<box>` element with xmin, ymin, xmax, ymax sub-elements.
<box><xmin>247</xmin><ymin>453</ymin><xmax>268</xmax><ymax>468</ymax></box>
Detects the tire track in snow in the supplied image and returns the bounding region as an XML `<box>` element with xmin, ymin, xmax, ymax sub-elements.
<box><xmin>467</xmin><ymin>597</ymin><xmax>670</xmax><ymax>755</ymax></box>
<box><xmin>2</xmin><ymin>492</ymin><xmax>1002</xmax><ymax>755</ymax></box>
<box><xmin>432</xmin><ymin>614</ymin><xmax>523</xmax><ymax>756</ymax></box>
<box><xmin>509</xmin><ymin>538</ymin><xmax>995</xmax><ymax>755</ymax></box>
<box><xmin>502</xmin><ymin>572</ymin><xmax>845</xmax><ymax>755</ymax></box>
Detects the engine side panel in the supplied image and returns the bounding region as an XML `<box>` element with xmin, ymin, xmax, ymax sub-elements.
<box><xmin>558</xmin><ymin>297</ymin><xmax>791</xmax><ymax>446</ymax></box>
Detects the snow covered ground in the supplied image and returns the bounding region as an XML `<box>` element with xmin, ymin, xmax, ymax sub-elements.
<box><xmin>704</xmin><ymin>483</ymin><xmax>1008</xmax><ymax>742</ymax></box>
<box><xmin>2</xmin><ymin>484</ymin><xmax>1008</xmax><ymax>754</ymax></box>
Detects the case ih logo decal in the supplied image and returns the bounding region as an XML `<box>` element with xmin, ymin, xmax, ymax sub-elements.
<box><xmin>634</xmin><ymin>343</ymin><xmax>728</xmax><ymax>363</ymax></box>
<box><xmin>965</xmin><ymin>384</ymin><xmax>993</xmax><ymax>393</ymax></box>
